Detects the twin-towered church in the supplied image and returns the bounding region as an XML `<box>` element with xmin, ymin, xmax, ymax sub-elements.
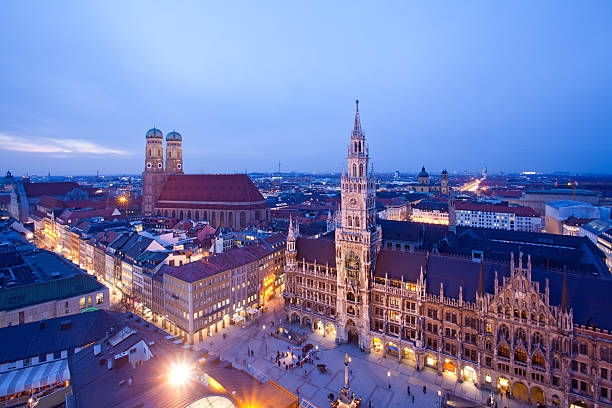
<box><xmin>142</xmin><ymin>128</ymin><xmax>269</xmax><ymax>228</ymax></box>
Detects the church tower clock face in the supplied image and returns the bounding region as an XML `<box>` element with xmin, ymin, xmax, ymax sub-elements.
<box><xmin>349</xmin><ymin>197</ymin><xmax>357</xmax><ymax>208</ymax></box>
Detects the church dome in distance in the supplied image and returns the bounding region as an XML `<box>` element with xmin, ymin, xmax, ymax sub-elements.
<box><xmin>166</xmin><ymin>131</ymin><xmax>182</xmax><ymax>141</ymax></box>
<box><xmin>442</xmin><ymin>169</ymin><xmax>448</xmax><ymax>175</ymax></box>
<box><xmin>146</xmin><ymin>128</ymin><xmax>163</xmax><ymax>139</ymax></box>
<box><xmin>418</xmin><ymin>166</ymin><xmax>429</xmax><ymax>177</ymax></box>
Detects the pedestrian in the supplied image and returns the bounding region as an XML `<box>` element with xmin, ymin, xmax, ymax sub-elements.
<box><xmin>423</xmin><ymin>385</ymin><xmax>426</xmax><ymax>394</ymax></box>
<box><xmin>411</xmin><ymin>395</ymin><xmax>414</xmax><ymax>404</ymax></box>
<box><xmin>278</xmin><ymin>361</ymin><xmax>280</xmax><ymax>367</ymax></box>
<box><xmin>388</xmin><ymin>383</ymin><xmax>391</xmax><ymax>389</ymax></box>
<box><xmin>407</xmin><ymin>385</ymin><xmax>410</xmax><ymax>395</ymax></box>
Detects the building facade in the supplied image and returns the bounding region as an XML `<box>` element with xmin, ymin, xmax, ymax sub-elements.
<box><xmin>283</xmin><ymin>101</ymin><xmax>612</xmax><ymax>408</ymax></box>
<box><xmin>454</xmin><ymin>203</ymin><xmax>542</xmax><ymax>232</ymax></box>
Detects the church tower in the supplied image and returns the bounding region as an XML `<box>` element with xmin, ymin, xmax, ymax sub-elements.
<box><xmin>143</xmin><ymin>127</ymin><xmax>166</xmax><ymax>215</ymax></box>
<box><xmin>165</xmin><ymin>131</ymin><xmax>183</xmax><ymax>174</ymax></box>
<box><xmin>335</xmin><ymin>100</ymin><xmax>381</xmax><ymax>347</ymax></box>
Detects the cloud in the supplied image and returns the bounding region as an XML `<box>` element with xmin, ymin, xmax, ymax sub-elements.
<box><xmin>0</xmin><ymin>132</ymin><xmax>129</xmax><ymax>156</ymax></box>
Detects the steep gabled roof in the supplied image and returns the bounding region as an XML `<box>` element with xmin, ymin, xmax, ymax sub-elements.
<box><xmin>157</xmin><ymin>174</ymin><xmax>265</xmax><ymax>203</ymax></box>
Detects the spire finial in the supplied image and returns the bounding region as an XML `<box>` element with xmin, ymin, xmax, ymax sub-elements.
<box><xmin>352</xmin><ymin>99</ymin><xmax>363</xmax><ymax>139</ymax></box>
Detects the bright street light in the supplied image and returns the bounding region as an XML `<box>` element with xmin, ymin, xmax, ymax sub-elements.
<box><xmin>119</xmin><ymin>196</ymin><xmax>127</xmax><ymax>203</ymax></box>
<box><xmin>168</xmin><ymin>362</ymin><xmax>192</xmax><ymax>386</ymax></box>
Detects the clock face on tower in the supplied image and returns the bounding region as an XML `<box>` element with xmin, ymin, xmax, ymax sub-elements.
<box><xmin>349</xmin><ymin>197</ymin><xmax>357</xmax><ymax>208</ymax></box>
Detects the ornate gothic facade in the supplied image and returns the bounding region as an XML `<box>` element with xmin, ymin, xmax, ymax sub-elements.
<box><xmin>284</xmin><ymin>102</ymin><xmax>612</xmax><ymax>408</ymax></box>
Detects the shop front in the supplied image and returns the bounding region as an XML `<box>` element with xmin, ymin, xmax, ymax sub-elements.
<box><xmin>402</xmin><ymin>347</ymin><xmax>416</xmax><ymax>362</ymax></box>
<box><xmin>443</xmin><ymin>359</ymin><xmax>457</xmax><ymax>376</ymax></box>
<box><xmin>326</xmin><ymin>323</ymin><xmax>336</xmax><ymax>338</ymax></box>
<box><xmin>371</xmin><ymin>338</ymin><xmax>383</xmax><ymax>352</ymax></box>
<box><xmin>386</xmin><ymin>342</ymin><xmax>400</xmax><ymax>357</ymax></box>
<box><xmin>497</xmin><ymin>377</ymin><xmax>510</xmax><ymax>394</ymax></box>
<box><xmin>425</xmin><ymin>354</ymin><xmax>438</xmax><ymax>369</ymax></box>
<box><xmin>462</xmin><ymin>366</ymin><xmax>477</xmax><ymax>383</ymax></box>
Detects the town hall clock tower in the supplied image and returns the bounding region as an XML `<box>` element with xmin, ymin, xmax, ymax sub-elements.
<box><xmin>335</xmin><ymin>100</ymin><xmax>381</xmax><ymax>347</ymax></box>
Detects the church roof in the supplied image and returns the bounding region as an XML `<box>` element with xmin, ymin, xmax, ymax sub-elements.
<box><xmin>157</xmin><ymin>174</ymin><xmax>266</xmax><ymax>204</ymax></box>
<box><xmin>418</xmin><ymin>167</ymin><xmax>429</xmax><ymax>177</ymax></box>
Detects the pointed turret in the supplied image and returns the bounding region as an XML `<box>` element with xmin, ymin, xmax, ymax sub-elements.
<box><xmin>351</xmin><ymin>99</ymin><xmax>364</xmax><ymax>140</ymax></box>
<box><xmin>478</xmin><ymin>258</ymin><xmax>486</xmax><ymax>296</ymax></box>
<box><xmin>287</xmin><ymin>215</ymin><xmax>296</xmax><ymax>242</ymax></box>
<box><xmin>561</xmin><ymin>271</ymin><xmax>570</xmax><ymax>312</ymax></box>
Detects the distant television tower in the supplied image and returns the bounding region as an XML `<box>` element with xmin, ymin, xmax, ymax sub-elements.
<box><xmin>278</xmin><ymin>160</ymin><xmax>281</xmax><ymax>174</ymax></box>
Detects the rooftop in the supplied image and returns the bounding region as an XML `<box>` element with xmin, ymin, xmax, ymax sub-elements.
<box><xmin>0</xmin><ymin>310</ymin><xmax>120</xmax><ymax>364</ymax></box>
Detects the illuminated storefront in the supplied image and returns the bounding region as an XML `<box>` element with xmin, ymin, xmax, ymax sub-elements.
<box><xmin>463</xmin><ymin>366</ymin><xmax>477</xmax><ymax>383</ymax></box>
<box><xmin>497</xmin><ymin>377</ymin><xmax>510</xmax><ymax>393</ymax></box>
<box><xmin>386</xmin><ymin>342</ymin><xmax>399</xmax><ymax>356</ymax></box>
<box><xmin>371</xmin><ymin>338</ymin><xmax>383</xmax><ymax>352</ymax></box>
<box><xmin>425</xmin><ymin>354</ymin><xmax>438</xmax><ymax>369</ymax></box>
<box><xmin>443</xmin><ymin>359</ymin><xmax>457</xmax><ymax>376</ymax></box>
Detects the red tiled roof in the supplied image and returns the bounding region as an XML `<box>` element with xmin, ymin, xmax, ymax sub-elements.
<box><xmin>296</xmin><ymin>237</ymin><xmax>336</xmax><ymax>267</ymax></box>
<box><xmin>163</xmin><ymin>244</ymin><xmax>276</xmax><ymax>282</ymax></box>
<box><xmin>455</xmin><ymin>202</ymin><xmax>538</xmax><ymax>217</ymax></box>
<box><xmin>157</xmin><ymin>174</ymin><xmax>266</xmax><ymax>204</ymax></box>
<box><xmin>23</xmin><ymin>182</ymin><xmax>82</xmax><ymax>198</ymax></box>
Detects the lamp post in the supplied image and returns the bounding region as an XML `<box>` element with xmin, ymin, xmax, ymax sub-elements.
<box><xmin>387</xmin><ymin>371</ymin><xmax>391</xmax><ymax>388</ymax></box>
<box><xmin>438</xmin><ymin>390</ymin><xmax>442</xmax><ymax>407</ymax></box>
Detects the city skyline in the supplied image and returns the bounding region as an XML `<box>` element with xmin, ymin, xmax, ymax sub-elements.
<box><xmin>1</xmin><ymin>1</ymin><xmax>612</xmax><ymax>175</ymax></box>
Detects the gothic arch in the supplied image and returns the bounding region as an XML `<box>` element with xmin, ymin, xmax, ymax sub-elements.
<box><xmin>220</xmin><ymin>212</ymin><xmax>225</xmax><ymax>226</ymax></box>
<box><xmin>353</xmin><ymin>164</ymin><xmax>357</xmax><ymax>178</ymax></box>
<box><xmin>172</xmin><ymin>210</ymin><xmax>176</xmax><ymax>218</ymax></box>
<box><xmin>228</xmin><ymin>211</ymin><xmax>233</xmax><ymax>227</ymax></box>
<box><xmin>359</xmin><ymin>163</ymin><xmax>364</xmax><ymax>177</ymax></box>
<box><xmin>240</xmin><ymin>211</ymin><xmax>246</xmax><ymax>228</ymax></box>
<box><xmin>187</xmin><ymin>210</ymin><xmax>191</xmax><ymax>219</ymax></box>
<box><xmin>179</xmin><ymin>210</ymin><xmax>183</xmax><ymax>219</ymax></box>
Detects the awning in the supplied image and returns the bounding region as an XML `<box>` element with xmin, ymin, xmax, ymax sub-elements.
<box><xmin>232</xmin><ymin>315</ymin><xmax>244</xmax><ymax>323</ymax></box>
<box><xmin>0</xmin><ymin>359</ymin><xmax>70</xmax><ymax>397</ymax></box>
<box><xmin>246</xmin><ymin>307</ymin><xmax>258</xmax><ymax>315</ymax></box>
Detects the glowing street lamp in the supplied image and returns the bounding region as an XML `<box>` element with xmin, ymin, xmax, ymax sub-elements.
<box><xmin>119</xmin><ymin>196</ymin><xmax>127</xmax><ymax>203</ymax></box>
<box><xmin>168</xmin><ymin>362</ymin><xmax>192</xmax><ymax>386</ymax></box>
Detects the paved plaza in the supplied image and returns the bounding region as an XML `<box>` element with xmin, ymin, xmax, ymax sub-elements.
<box><xmin>191</xmin><ymin>298</ymin><xmax>532</xmax><ymax>408</ymax></box>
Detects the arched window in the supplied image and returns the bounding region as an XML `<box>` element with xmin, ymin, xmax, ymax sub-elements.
<box><xmin>521</xmin><ymin>310</ymin><xmax>527</xmax><ymax>319</ymax></box>
<box><xmin>172</xmin><ymin>210</ymin><xmax>176</xmax><ymax>218</ymax></box>
<box><xmin>354</xmin><ymin>217</ymin><xmax>360</xmax><ymax>227</ymax></box>
<box><xmin>228</xmin><ymin>212</ymin><xmax>233</xmax><ymax>227</ymax></box>
<box><xmin>220</xmin><ymin>212</ymin><xmax>225</xmax><ymax>226</ymax></box>
<box><xmin>240</xmin><ymin>212</ymin><xmax>246</xmax><ymax>228</ymax></box>
<box><xmin>187</xmin><ymin>210</ymin><xmax>191</xmax><ymax>219</ymax></box>
<box><xmin>515</xmin><ymin>348</ymin><xmax>527</xmax><ymax>363</ymax></box>
<box><xmin>553</xmin><ymin>358</ymin><xmax>560</xmax><ymax>369</ymax></box>
<box><xmin>203</xmin><ymin>211</ymin><xmax>208</xmax><ymax>221</ymax></box>
<box><xmin>195</xmin><ymin>211</ymin><xmax>199</xmax><ymax>221</ymax></box>
<box><xmin>164</xmin><ymin>210</ymin><xmax>168</xmax><ymax>217</ymax></box>
<box><xmin>532</xmin><ymin>332</ymin><xmax>542</xmax><ymax>346</ymax></box>
<box><xmin>347</xmin><ymin>217</ymin><xmax>352</xmax><ymax>227</ymax></box>
<box><xmin>179</xmin><ymin>210</ymin><xmax>183</xmax><ymax>219</ymax></box>
<box><xmin>353</xmin><ymin>164</ymin><xmax>357</xmax><ymax>178</ymax></box>
<box><xmin>601</xmin><ymin>347</ymin><xmax>609</xmax><ymax>362</ymax></box>
<box><xmin>347</xmin><ymin>292</ymin><xmax>355</xmax><ymax>302</ymax></box>
<box><xmin>498</xmin><ymin>345</ymin><xmax>510</xmax><ymax>358</ymax></box>
<box><xmin>533</xmin><ymin>353</ymin><xmax>545</xmax><ymax>367</ymax></box>
<box><xmin>211</xmin><ymin>212</ymin><xmax>216</xmax><ymax>227</ymax></box>
<box><xmin>359</xmin><ymin>164</ymin><xmax>364</xmax><ymax>177</ymax></box>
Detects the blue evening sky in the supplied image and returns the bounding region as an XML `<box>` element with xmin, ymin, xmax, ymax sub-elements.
<box><xmin>1</xmin><ymin>1</ymin><xmax>611</xmax><ymax>175</ymax></box>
